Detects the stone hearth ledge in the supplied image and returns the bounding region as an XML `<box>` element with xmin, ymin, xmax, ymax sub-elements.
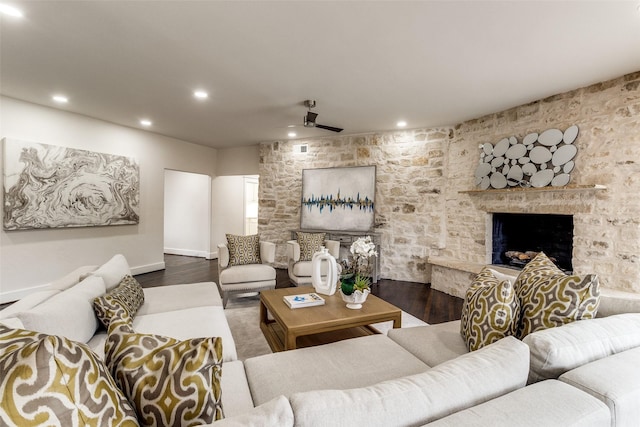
<box><xmin>428</xmin><ymin>256</ymin><xmax>519</xmax><ymax>299</ymax></box>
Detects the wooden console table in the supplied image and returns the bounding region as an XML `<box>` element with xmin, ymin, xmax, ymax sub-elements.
<box><xmin>291</xmin><ymin>229</ymin><xmax>381</xmax><ymax>283</ymax></box>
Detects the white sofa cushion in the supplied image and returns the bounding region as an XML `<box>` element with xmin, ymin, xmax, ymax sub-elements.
<box><xmin>17</xmin><ymin>275</ymin><xmax>106</xmax><ymax>343</ymax></box>
<box><xmin>132</xmin><ymin>306</ymin><xmax>238</xmax><ymax>362</ymax></box>
<box><xmin>209</xmin><ymin>395</ymin><xmax>293</xmax><ymax>427</ymax></box>
<box><xmin>90</xmin><ymin>254</ymin><xmax>131</xmax><ymax>291</ymax></box>
<box><xmin>424</xmin><ymin>380</ymin><xmax>610</xmax><ymax>427</ymax></box>
<box><xmin>524</xmin><ymin>313</ymin><xmax>640</xmax><ymax>383</ymax></box>
<box><xmin>387</xmin><ymin>320</ymin><xmax>469</xmax><ymax>366</ymax></box>
<box><xmin>220</xmin><ymin>264</ymin><xmax>276</xmax><ymax>285</ymax></box>
<box><xmin>560</xmin><ymin>346</ymin><xmax>640</xmax><ymax>426</ymax></box>
<box><xmin>138</xmin><ymin>282</ymin><xmax>223</xmax><ymax>314</ymax></box>
<box><xmin>245</xmin><ymin>334</ymin><xmax>430</xmax><ymax>406</ymax></box>
<box><xmin>219</xmin><ymin>360</ymin><xmax>255</xmax><ymax>417</ymax></box>
<box><xmin>597</xmin><ymin>288</ymin><xmax>640</xmax><ymax>317</ymax></box>
<box><xmin>289</xmin><ymin>336</ymin><xmax>529</xmax><ymax>427</ymax></box>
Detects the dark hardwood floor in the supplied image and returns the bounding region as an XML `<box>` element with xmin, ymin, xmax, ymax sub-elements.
<box><xmin>135</xmin><ymin>254</ymin><xmax>464</xmax><ymax>324</ymax></box>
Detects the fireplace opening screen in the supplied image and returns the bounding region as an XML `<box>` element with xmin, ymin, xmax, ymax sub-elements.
<box><xmin>491</xmin><ymin>213</ymin><xmax>573</xmax><ymax>273</ymax></box>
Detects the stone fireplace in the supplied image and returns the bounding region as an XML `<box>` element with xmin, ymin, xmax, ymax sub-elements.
<box><xmin>491</xmin><ymin>213</ymin><xmax>573</xmax><ymax>273</ymax></box>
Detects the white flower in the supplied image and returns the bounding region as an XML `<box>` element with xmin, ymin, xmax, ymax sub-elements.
<box><xmin>350</xmin><ymin>236</ymin><xmax>377</xmax><ymax>258</ymax></box>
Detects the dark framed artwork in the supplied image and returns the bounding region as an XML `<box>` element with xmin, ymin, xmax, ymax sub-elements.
<box><xmin>3</xmin><ymin>138</ymin><xmax>140</xmax><ymax>230</ymax></box>
<box><xmin>300</xmin><ymin>165</ymin><xmax>375</xmax><ymax>231</ymax></box>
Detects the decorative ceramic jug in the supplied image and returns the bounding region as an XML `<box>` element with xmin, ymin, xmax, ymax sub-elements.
<box><xmin>311</xmin><ymin>247</ymin><xmax>338</xmax><ymax>296</ymax></box>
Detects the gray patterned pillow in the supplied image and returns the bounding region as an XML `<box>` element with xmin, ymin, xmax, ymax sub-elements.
<box><xmin>93</xmin><ymin>275</ymin><xmax>145</xmax><ymax>328</ymax></box>
<box><xmin>226</xmin><ymin>234</ymin><xmax>261</xmax><ymax>266</ymax></box>
<box><xmin>105</xmin><ymin>321</ymin><xmax>224</xmax><ymax>426</ymax></box>
<box><xmin>297</xmin><ymin>232</ymin><xmax>326</xmax><ymax>261</ymax></box>
<box><xmin>0</xmin><ymin>325</ymin><xmax>139</xmax><ymax>426</ymax></box>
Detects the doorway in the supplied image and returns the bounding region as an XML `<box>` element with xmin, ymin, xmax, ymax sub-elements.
<box><xmin>163</xmin><ymin>169</ymin><xmax>212</xmax><ymax>258</ymax></box>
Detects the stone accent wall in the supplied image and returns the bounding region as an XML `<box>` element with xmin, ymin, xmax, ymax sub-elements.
<box><xmin>258</xmin><ymin>130</ymin><xmax>451</xmax><ymax>283</ymax></box>
<box><xmin>442</xmin><ymin>71</ymin><xmax>640</xmax><ymax>294</ymax></box>
<box><xmin>259</xmin><ymin>70</ymin><xmax>640</xmax><ymax>294</ymax></box>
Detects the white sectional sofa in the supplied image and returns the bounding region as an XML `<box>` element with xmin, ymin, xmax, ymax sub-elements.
<box><xmin>1</xmin><ymin>254</ymin><xmax>640</xmax><ymax>426</ymax></box>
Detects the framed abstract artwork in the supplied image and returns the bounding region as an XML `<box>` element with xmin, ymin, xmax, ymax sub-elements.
<box><xmin>300</xmin><ymin>165</ymin><xmax>375</xmax><ymax>232</ymax></box>
<box><xmin>3</xmin><ymin>138</ymin><xmax>140</xmax><ymax>230</ymax></box>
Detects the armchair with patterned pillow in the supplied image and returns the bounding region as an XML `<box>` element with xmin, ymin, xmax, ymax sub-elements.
<box><xmin>287</xmin><ymin>231</ymin><xmax>340</xmax><ymax>286</ymax></box>
<box><xmin>218</xmin><ymin>234</ymin><xmax>277</xmax><ymax>307</ymax></box>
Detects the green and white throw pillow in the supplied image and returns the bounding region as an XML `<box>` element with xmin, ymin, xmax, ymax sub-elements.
<box><xmin>226</xmin><ymin>234</ymin><xmax>261</xmax><ymax>266</ymax></box>
<box><xmin>460</xmin><ymin>267</ymin><xmax>520</xmax><ymax>351</ymax></box>
<box><xmin>514</xmin><ymin>252</ymin><xmax>600</xmax><ymax>339</ymax></box>
<box><xmin>105</xmin><ymin>321</ymin><xmax>224</xmax><ymax>426</ymax></box>
<box><xmin>93</xmin><ymin>275</ymin><xmax>145</xmax><ymax>328</ymax></box>
<box><xmin>0</xmin><ymin>325</ymin><xmax>139</xmax><ymax>427</ymax></box>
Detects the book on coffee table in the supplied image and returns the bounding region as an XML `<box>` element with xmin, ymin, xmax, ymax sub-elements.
<box><xmin>283</xmin><ymin>292</ymin><xmax>325</xmax><ymax>309</ymax></box>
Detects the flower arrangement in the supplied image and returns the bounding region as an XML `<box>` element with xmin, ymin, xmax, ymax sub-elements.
<box><xmin>340</xmin><ymin>236</ymin><xmax>378</xmax><ymax>296</ymax></box>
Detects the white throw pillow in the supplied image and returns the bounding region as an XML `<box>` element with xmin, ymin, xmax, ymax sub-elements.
<box><xmin>0</xmin><ymin>289</ymin><xmax>60</xmax><ymax>319</ymax></box>
<box><xmin>17</xmin><ymin>276</ymin><xmax>106</xmax><ymax>343</ymax></box>
<box><xmin>90</xmin><ymin>254</ymin><xmax>131</xmax><ymax>291</ymax></box>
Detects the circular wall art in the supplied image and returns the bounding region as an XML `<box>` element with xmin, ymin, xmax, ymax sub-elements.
<box><xmin>475</xmin><ymin>125</ymin><xmax>579</xmax><ymax>189</ymax></box>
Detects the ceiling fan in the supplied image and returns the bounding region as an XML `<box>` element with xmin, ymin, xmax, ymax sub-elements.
<box><xmin>303</xmin><ymin>100</ymin><xmax>343</xmax><ymax>133</ymax></box>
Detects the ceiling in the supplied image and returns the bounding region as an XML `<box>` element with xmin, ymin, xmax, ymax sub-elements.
<box><xmin>2</xmin><ymin>1</ymin><xmax>640</xmax><ymax>149</ymax></box>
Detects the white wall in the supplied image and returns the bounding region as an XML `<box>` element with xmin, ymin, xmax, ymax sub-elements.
<box><xmin>0</xmin><ymin>96</ymin><xmax>218</xmax><ymax>302</ymax></box>
<box><xmin>164</xmin><ymin>170</ymin><xmax>211</xmax><ymax>258</ymax></box>
<box><xmin>217</xmin><ymin>146</ymin><xmax>259</xmax><ymax>176</ymax></box>
<box><xmin>211</xmin><ymin>176</ymin><xmax>245</xmax><ymax>253</ymax></box>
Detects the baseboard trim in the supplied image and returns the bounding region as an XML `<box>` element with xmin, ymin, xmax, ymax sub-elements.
<box><xmin>131</xmin><ymin>262</ymin><xmax>166</xmax><ymax>275</ymax></box>
<box><xmin>164</xmin><ymin>247</ymin><xmax>213</xmax><ymax>258</ymax></box>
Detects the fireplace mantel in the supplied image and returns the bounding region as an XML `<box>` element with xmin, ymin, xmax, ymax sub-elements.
<box><xmin>459</xmin><ymin>184</ymin><xmax>606</xmax><ymax>195</ymax></box>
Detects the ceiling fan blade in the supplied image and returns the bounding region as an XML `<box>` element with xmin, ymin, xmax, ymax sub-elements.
<box><xmin>315</xmin><ymin>123</ymin><xmax>344</xmax><ymax>133</ymax></box>
<box><xmin>305</xmin><ymin>111</ymin><xmax>318</xmax><ymax>123</ymax></box>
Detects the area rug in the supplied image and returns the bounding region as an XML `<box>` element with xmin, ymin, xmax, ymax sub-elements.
<box><xmin>224</xmin><ymin>295</ymin><xmax>428</xmax><ymax>361</ymax></box>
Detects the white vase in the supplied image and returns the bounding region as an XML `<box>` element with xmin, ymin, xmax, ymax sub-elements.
<box><xmin>340</xmin><ymin>288</ymin><xmax>370</xmax><ymax>309</ymax></box>
<box><xmin>311</xmin><ymin>247</ymin><xmax>338</xmax><ymax>296</ymax></box>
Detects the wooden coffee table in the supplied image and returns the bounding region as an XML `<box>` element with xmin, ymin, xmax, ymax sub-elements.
<box><xmin>259</xmin><ymin>286</ymin><xmax>402</xmax><ymax>352</ymax></box>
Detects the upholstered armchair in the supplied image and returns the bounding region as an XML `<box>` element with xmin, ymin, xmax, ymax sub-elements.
<box><xmin>217</xmin><ymin>235</ymin><xmax>276</xmax><ymax>307</ymax></box>
<box><xmin>287</xmin><ymin>238</ymin><xmax>340</xmax><ymax>286</ymax></box>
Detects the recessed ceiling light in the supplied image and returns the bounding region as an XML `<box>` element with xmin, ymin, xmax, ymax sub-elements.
<box><xmin>0</xmin><ymin>3</ymin><xmax>23</xmax><ymax>18</ymax></box>
<box><xmin>287</xmin><ymin>125</ymin><xmax>296</xmax><ymax>128</ymax></box>
<box><xmin>140</xmin><ymin>119</ymin><xmax>152</xmax><ymax>127</ymax></box>
<box><xmin>193</xmin><ymin>90</ymin><xmax>208</xmax><ymax>99</ymax></box>
<box><xmin>397</xmin><ymin>120</ymin><xmax>407</xmax><ymax>128</ymax></box>
<box><xmin>288</xmin><ymin>132</ymin><xmax>297</xmax><ymax>137</ymax></box>
<box><xmin>52</xmin><ymin>95</ymin><xmax>68</xmax><ymax>104</ymax></box>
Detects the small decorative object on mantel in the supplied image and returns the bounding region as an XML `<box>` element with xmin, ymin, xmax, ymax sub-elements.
<box><xmin>474</xmin><ymin>125</ymin><xmax>579</xmax><ymax>190</ymax></box>
<box><xmin>339</xmin><ymin>236</ymin><xmax>377</xmax><ymax>309</ymax></box>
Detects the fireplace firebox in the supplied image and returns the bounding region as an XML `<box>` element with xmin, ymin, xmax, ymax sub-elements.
<box><xmin>491</xmin><ymin>213</ymin><xmax>573</xmax><ymax>273</ymax></box>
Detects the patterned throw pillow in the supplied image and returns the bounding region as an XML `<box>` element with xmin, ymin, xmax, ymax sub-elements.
<box><xmin>297</xmin><ymin>231</ymin><xmax>326</xmax><ymax>261</ymax></box>
<box><xmin>0</xmin><ymin>325</ymin><xmax>139</xmax><ymax>427</ymax></box>
<box><xmin>226</xmin><ymin>234</ymin><xmax>261</xmax><ymax>266</ymax></box>
<box><xmin>93</xmin><ymin>275</ymin><xmax>145</xmax><ymax>328</ymax></box>
<box><xmin>515</xmin><ymin>252</ymin><xmax>600</xmax><ymax>339</ymax></box>
<box><xmin>105</xmin><ymin>321</ymin><xmax>224</xmax><ymax>427</ymax></box>
<box><xmin>460</xmin><ymin>267</ymin><xmax>520</xmax><ymax>351</ymax></box>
